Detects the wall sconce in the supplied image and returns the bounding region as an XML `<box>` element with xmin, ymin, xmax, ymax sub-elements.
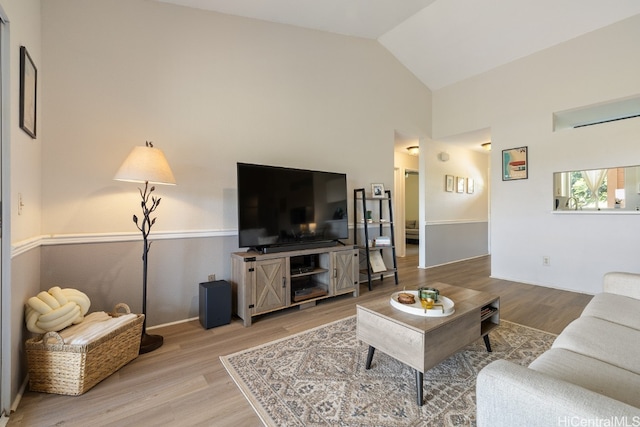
<box><xmin>481</xmin><ymin>142</ymin><xmax>492</xmax><ymax>151</ymax></box>
<box><xmin>406</xmin><ymin>146</ymin><xmax>419</xmax><ymax>156</ymax></box>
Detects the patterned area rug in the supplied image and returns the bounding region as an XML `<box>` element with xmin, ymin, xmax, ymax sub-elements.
<box><xmin>221</xmin><ymin>316</ymin><xmax>555</xmax><ymax>426</ymax></box>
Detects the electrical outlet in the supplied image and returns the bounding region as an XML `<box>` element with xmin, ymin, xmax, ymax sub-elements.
<box><xmin>208</xmin><ymin>274</ymin><xmax>216</xmax><ymax>282</ymax></box>
<box><xmin>542</xmin><ymin>256</ymin><xmax>550</xmax><ymax>266</ymax></box>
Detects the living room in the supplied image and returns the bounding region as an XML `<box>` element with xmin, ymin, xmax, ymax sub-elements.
<box><xmin>2</xmin><ymin>0</ymin><xmax>640</xmax><ymax>422</ymax></box>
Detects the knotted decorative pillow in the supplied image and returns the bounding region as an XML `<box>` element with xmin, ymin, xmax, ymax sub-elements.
<box><xmin>25</xmin><ymin>287</ymin><xmax>91</xmax><ymax>333</ymax></box>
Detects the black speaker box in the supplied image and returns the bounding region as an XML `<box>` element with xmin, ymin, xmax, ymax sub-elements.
<box><xmin>199</xmin><ymin>280</ymin><xmax>231</xmax><ymax>329</ymax></box>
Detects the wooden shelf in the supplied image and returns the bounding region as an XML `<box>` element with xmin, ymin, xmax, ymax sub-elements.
<box><xmin>292</xmin><ymin>286</ymin><xmax>328</xmax><ymax>302</ymax></box>
<box><xmin>480</xmin><ymin>298</ymin><xmax>500</xmax><ymax>336</ymax></box>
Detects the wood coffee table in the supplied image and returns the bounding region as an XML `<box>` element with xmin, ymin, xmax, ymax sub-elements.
<box><xmin>356</xmin><ymin>282</ymin><xmax>500</xmax><ymax>406</ymax></box>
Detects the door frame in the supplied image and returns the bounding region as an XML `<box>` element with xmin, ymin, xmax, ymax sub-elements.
<box><xmin>0</xmin><ymin>4</ymin><xmax>10</xmax><ymax>416</ymax></box>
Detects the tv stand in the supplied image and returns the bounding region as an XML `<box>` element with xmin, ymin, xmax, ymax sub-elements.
<box><xmin>231</xmin><ymin>245</ymin><xmax>359</xmax><ymax>326</ymax></box>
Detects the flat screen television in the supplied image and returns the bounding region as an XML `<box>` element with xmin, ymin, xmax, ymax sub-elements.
<box><xmin>237</xmin><ymin>163</ymin><xmax>348</xmax><ymax>253</ymax></box>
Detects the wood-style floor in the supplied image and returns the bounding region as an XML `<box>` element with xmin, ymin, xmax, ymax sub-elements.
<box><xmin>8</xmin><ymin>254</ymin><xmax>593</xmax><ymax>427</ymax></box>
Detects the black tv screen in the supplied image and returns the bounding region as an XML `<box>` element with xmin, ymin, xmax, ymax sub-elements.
<box><xmin>237</xmin><ymin>163</ymin><xmax>348</xmax><ymax>251</ymax></box>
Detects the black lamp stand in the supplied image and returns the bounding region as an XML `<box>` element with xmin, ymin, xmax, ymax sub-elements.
<box><xmin>135</xmin><ymin>181</ymin><xmax>164</xmax><ymax>354</ymax></box>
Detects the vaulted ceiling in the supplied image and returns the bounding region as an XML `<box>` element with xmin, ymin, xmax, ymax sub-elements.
<box><xmin>157</xmin><ymin>0</ymin><xmax>640</xmax><ymax>90</ymax></box>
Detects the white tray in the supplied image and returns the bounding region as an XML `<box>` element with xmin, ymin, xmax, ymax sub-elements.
<box><xmin>390</xmin><ymin>291</ymin><xmax>455</xmax><ymax>317</ymax></box>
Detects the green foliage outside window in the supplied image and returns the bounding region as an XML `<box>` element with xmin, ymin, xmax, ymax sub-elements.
<box><xmin>569</xmin><ymin>171</ymin><xmax>607</xmax><ymax>208</ymax></box>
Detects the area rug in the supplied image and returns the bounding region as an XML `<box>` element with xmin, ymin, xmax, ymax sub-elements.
<box><xmin>220</xmin><ymin>316</ymin><xmax>555</xmax><ymax>427</ymax></box>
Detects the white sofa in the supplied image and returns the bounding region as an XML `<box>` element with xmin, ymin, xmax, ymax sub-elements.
<box><xmin>476</xmin><ymin>272</ymin><xmax>640</xmax><ymax>426</ymax></box>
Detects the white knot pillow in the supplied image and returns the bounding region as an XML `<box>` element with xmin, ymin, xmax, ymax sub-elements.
<box><xmin>25</xmin><ymin>286</ymin><xmax>91</xmax><ymax>333</ymax></box>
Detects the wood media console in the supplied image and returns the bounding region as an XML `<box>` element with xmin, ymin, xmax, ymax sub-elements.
<box><xmin>231</xmin><ymin>245</ymin><xmax>359</xmax><ymax>326</ymax></box>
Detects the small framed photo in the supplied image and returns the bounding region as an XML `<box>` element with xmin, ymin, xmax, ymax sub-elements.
<box><xmin>456</xmin><ymin>177</ymin><xmax>465</xmax><ymax>193</ymax></box>
<box><xmin>502</xmin><ymin>146</ymin><xmax>528</xmax><ymax>180</ymax></box>
<box><xmin>467</xmin><ymin>178</ymin><xmax>474</xmax><ymax>194</ymax></box>
<box><xmin>20</xmin><ymin>46</ymin><xmax>37</xmax><ymax>139</ymax></box>
<box><xmin>445</xmin><ymin>175</ymin><xmax>454</xmax><ymax>192</ymax></box>
<box><xmin>371</xmin><ymin>183</ymin><xmax>385</xmax><ymax>198</ymax></box>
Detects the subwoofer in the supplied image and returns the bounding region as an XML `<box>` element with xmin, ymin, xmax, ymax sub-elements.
<box><xmin>199</xmin><ymin>280</ymin><xmax>231</xmax><ymax>329</ymax></box>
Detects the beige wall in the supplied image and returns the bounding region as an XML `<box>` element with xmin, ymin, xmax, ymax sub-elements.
<box><xmin>40</xmin><ymin>0</ymin><xmax>432</xmax><ymax>237</ymax></box>
<box><xmin>2</xmin><ymin>0</ymin><xmax>433</xmax><ymax>408</ymax></box>
<box><xmin>0</xmin><ymin>0</ymin><xmax>435</xmax><ymax>410</ymax></box>
<box><xmin>393</xmin><ymin>141</ymin><xmax>490</xmax><ymax>265</ymax></box>
<box><xmin>35</xmin><ymin>0</ymin><xmax>431</xmax><ymax>316</ymax></box>
<box><xmin>1</xmin><ymin>0</ymin><xmax>42</xmax><ymax>412</ymax></box>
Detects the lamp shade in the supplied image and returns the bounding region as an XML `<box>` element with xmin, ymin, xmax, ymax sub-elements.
<box><xmin>114</xmin><ymin>145</ymin><xmax>176</xmax><ymax>185</ymax></box>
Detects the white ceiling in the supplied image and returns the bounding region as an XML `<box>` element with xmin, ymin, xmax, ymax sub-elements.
<box><xmin>156</xmin><ymin>0</ymin><xmax>640</xmax><ymax>151</ymax></box>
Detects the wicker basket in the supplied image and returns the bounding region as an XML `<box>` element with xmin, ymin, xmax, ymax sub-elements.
<box><xmin>25</xmin><ymin>303</ymin><xmax>144</xmax><ymax>396</ymax></box>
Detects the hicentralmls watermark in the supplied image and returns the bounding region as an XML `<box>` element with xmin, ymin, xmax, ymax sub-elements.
<box><xmin>558</xmin><ymin>416</ymin><xmax>640</xmax><ymax>427</ymax></box>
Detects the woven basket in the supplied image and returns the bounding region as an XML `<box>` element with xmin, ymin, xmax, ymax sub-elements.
<box><xmin>25</xmin><ymin>303</ymin><xmax>144</xmax><ymax>396</ymax></box>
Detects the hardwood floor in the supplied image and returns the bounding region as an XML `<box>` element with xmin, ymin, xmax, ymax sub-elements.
<box><xmin>8</xmin><ymin>255</ymin><xmax>592</xmax><ymax>427</ymax></box>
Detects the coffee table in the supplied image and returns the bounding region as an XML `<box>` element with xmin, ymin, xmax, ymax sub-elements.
<box><xmin>356</xmin><ymin>282</ymin><xmax>500</xmax><ymax>406</ymax></box>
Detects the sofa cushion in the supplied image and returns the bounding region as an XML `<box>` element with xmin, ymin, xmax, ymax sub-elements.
<box><xmin>529</xmin><ymin>348</ymin><xmax>640</xmax><ymax>408</ymax></box>
<box><xmin>604</xmin><ymin>272</ymin><xmax>640</xmax><ymax>300</ymax></box>
<box><xmin>581</xmin><ymin>292</ymin><xmax>640</xmax><ymax>331</ymax></box>
<box><xmin>552</xmin><ymin>316</ymin><xmax>640</xmax><ymax>375</ymax></box>
<box><xmin>406</xmin><ymin>220</ymin><xmax>416</xmax><ymax>229</ymax></box>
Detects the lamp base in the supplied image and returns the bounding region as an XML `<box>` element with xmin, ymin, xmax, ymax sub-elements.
<box><xmin>139</xmin><ymin>332</ymin><xmax>163</xmax><ymax>354</ymax></box>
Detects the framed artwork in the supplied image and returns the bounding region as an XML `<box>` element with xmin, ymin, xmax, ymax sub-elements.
<box><xmin>371</xmin><ymin>183</ymin><xmax>385</xmax><ymax>198</ymax></box>
<box><xmin>445</xmin><ymin>175</ymin><xmax>454</xmax><ymax>192</ymax></box>
<box><xmin>456</xmin><ymin>177</ymin><xmax>465</xmax><ymax>193</ymax></box>
<box><xmin>467</xmin><ymin>178</ymin><xmax>474</xmax><ymax>194</ymax></box>
<box><xmin>20</xmin><ymin>46</ymin><xmax>37</xmax><ymax>139</ymax></box>
<box><xmin>502</xmin><ymin>146</ymin><xmax>528</xmax><ymax>180</ymax></box>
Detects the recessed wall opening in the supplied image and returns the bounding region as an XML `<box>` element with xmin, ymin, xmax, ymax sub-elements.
<box><xmin>553</xmin><ymin>95</ymin><xmax>640</xmax><ymax>131</ymax></box>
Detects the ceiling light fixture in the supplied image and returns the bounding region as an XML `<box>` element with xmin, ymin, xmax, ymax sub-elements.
<box><xmin>406</xmin><ymin>146</ymin><xmax>419</xmax><ymax>156</ymax></box>
<box><xmin>481</xmin><ymin>142</ymin><xmax>492</xmax><ymax>151</ymax></box>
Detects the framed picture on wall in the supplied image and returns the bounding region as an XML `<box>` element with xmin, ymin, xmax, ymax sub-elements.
<box><xmin>502</xmin><ymin>146</ymin><xmax>528</xmax><ymax>180</ymax></box>
<box><xmin>20</xmin><ymin>46</ymin><xmax>37</xmax><ymax>139</ymax></box>
<box><xmin>445</xmin><ymin>175</ymin><xmax>454</xmax><ymax>192</ymax></box>
<box><xmin>456</xmin><ymin>177</ymin><xmax>465</xmax><ymax>193</ymax></box>
<box><xmin>467</xmin><ymin>178</ymin><xmax>474</xmax><ymax>194</ymax></box>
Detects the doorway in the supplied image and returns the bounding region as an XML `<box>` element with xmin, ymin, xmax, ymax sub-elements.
<box><xmin>393</xmin><ymin>131</ymin><xmax>421</xmax><ymax>261</ymax></box>
<box><xmin>404</xmin><ymin>170</ymin><xmax>419</xmax><ymax>256</ymax></box>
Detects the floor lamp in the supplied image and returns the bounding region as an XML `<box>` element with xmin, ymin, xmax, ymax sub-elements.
<box><xmin>114</xmin><ymin>141</ymin><xmax>176</xmax><ymax>354</ymax></box>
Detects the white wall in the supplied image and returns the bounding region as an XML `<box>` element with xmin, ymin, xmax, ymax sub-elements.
<box><xmin>433</xmin><ymin>14</ymin><xmax>640</xmax><ymax>293</ymax></box>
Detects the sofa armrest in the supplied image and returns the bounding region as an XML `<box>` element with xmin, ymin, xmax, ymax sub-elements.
<box><xmin>603</xmin><ymin>272</ymin><xmax>640</xmax><ymax>300</ymax></box>
<box><xmin>476</xmin><ymin>360</ymin><xmax>640</xmax><ymax>427</ymax></box>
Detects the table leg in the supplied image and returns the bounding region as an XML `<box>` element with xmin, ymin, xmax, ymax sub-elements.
<box><xmin>483</xmin><ymin>334</ymin><xmax>492</xmax><ymax>352</ymax></box>
<box><xmin>365</xmin><ymin>346</ymin><xmax>375</xmax><ymax>369</ymax></box>
<box><xmin>415</xmin><ymin>370</ymin><xmax>424</xmax><ymax>406</ymax></box>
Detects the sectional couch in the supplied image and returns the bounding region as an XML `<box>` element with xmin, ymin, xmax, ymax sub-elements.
<box><xmin>476</xmin><ymin>272</ymin><xmax>640</xmax><ymax>426</ymax></box>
